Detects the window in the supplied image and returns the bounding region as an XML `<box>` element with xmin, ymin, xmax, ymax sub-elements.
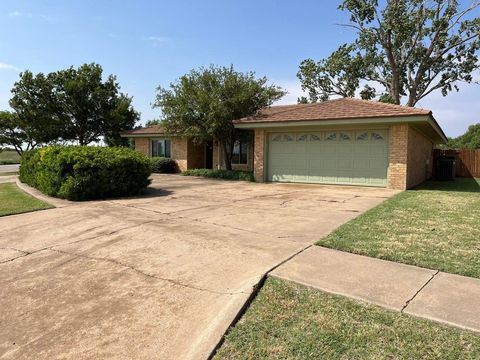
<box><xmin>151</xmin><ymin>139</ymin><xmax>171</xmax><ymax>157</ymax></box>
<box><xmin>283</xmin><ymin>134</ymin><xmax>294</xmax><ymax>141</ymax></box>
<box><xmin>371</xmin><ymin>132</ymin><xmax>384</xmax><ymax>140</ymax></box>
<box><xmin>310</xmin><ymin>134</ymin><xmax>321</xmax><ymax>141</ymax></box>
<box><xmin>232</xmin><ymin>140</ymin><xmax>248</xmax><ymax>164</ymax></box>
<box><xmin>325</xmin><ymin>132</ymin><xmax>337</xmax><ymax>141</ymax></box>
<box><xmin>272</xmin><ymin>134</ymin><xmax>282</xmax><ymax>142</ymax></box>
<box><xmin>297</xmin><ymin>134</ymin><xmax>308</xmax><ymax>141</ymax></box>
<box><xmin>356</xmin><ymin>132</ymin><xmax>369</xmax><ymax>141</ymax></box>
<box><xmin>340</xmin><ymin>132</ymin><xmax>352</xmax><ymax>141</ymax></box>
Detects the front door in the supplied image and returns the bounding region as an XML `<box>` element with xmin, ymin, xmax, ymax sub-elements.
<box><xmin>205</xmin><ymin>141</ymin><xmax>213</xmax><ymax>169</ymax></box>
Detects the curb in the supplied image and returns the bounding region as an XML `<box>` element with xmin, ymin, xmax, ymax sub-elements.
<box><xmin>15</xmin><ymin>179</ymin><xmax>73</xmax><ymax>208</ymax></box>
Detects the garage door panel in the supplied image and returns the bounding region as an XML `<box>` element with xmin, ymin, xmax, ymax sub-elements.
<box><xmin>267</xmin><ymin>130</ymin><xmax>388</xmax><ymax>187</ymax></box>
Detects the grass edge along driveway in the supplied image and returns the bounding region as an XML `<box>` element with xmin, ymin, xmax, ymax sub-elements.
<box><xmin>214</xmin><ymin>278</ymin><xmax>480</xmax><ymax>360</ymax></box>
<box><xmin>0</xmin><ymin>183</ymin><xmax>53</xmax><ymax>217</ymax></box>
<box><xmin>317</xmin><ymin>178</ymin><xmax>480</xmax><ymax>279</ymax></box>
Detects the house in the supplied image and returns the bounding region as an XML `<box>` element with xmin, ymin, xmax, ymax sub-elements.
<box><xmin>121</xmin><ymin>98</ymin><xmax>447</xmax><ymax>190</ymax></box>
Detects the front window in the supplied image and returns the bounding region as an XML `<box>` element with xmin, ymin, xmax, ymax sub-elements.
<box><xmin>232</xmin><ymin>140</ymin><xmax>248</xmax><ymax>165</ymax></box>
<box><xmin>151</xmin><ymin>139</ymin><xmax>171</xmax><ymax>157</ymax></box>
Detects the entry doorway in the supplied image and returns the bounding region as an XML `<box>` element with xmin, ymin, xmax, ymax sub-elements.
<box><xmin>205</xmin><ymin>141</ymin><xmax>213</xmax><ymax>169</ymax></box>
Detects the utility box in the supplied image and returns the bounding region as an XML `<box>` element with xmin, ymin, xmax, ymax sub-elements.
<box><xmin>436</xmin><ymin>156</ymin><xmax>456</xmax><ymax>181</ymax></box>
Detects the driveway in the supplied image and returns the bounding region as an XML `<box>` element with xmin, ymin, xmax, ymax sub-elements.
<box><xmin>0</xmin><ymin>164</ymin><xmax>19</xmax><ymax>173</ymax></box>
<box><xmin>0</xmin><ymin>175</ymin><xmax>397</xmax><ymax>360</ymax></box>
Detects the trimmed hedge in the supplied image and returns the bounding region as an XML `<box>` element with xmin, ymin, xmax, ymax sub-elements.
<box><xmin>20</xmin><ymin>146</ymin><xmax>152</xmax><ymax>201</ymax></box>
<box><xmin>150</xmin><ymin>157</ymin><xmax>179</xmax><ymax>173</ymax></box>
<box><xmin>182</xmin><ymin>169</ymin><xmax>255</xmax><ymax>182</ymax></box>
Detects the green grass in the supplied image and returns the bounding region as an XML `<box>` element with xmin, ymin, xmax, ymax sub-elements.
<box><xmin>182</xmin><ymin>168</ymin><xmax>255</xmax><ymax>181</ymax></box>
<box><xmin>0</xmin><ymin>183</ymin><xmax>53</xmax><ymax>217</ymax></box>
<box><xmin>215</xmin><ymin>278</ymin><xmax>480</xmax><ymax>360</ymax></box>
<box><xmin>317</xmin><ymin>178</ymin><xmax>480</xmax><ymax>278</ymax></box>
<box><xmin>0</xmin><ymin>172</ymin><xmax>18</xmax><ymax>176</ymax></box>
<box><xmin>0</xmin><ymin>150</ymin><xmax>21</xmax><ymax>164</ymax></box>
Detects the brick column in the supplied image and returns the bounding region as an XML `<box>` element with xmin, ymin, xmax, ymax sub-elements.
<box><xmin>254</xmin><ymin>129</ymin><xmax>265</xmax><ymax>182</ymax></box>
<box><xmin>388</xmin><ymin>124</ymin><xmax>409</xmax><ymax>190</ymax></box>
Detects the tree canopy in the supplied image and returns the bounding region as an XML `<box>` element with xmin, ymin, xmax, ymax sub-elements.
<box><xmin>8</xmin><ymin>63</ymin><xmax>139</xmax><ymax>148</ymax></box>
<box><xmin>154</xmin><ymin>65</ymin><xmax>285</xmax><ymax>169</ymax></box>
<box><xmin>298</xmin><ymin>0</ymin><xmax>480</xmax><ymax>106</ymax></box>
<box><xmin>444</xmin><ymin>123</ymin><xmax>480</xmax><ymax>149</ymax></box>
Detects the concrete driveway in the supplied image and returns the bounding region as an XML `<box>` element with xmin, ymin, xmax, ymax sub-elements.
<box><xmin>0</xmin><ymin>175</ymin><xmax>397</xmax><ymax>360</ymax></box>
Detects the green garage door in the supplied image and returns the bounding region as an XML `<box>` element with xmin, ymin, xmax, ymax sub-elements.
<box><xmin>267</xmin><ymin>130</ymin><xmax>388</xmax><ymax>187</ymax></box>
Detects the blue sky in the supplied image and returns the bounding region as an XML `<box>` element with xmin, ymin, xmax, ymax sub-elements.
<box><xmin>0</xmin><ymin>0</ymin><xmax>479</xmax><ymax>137</ymax></box>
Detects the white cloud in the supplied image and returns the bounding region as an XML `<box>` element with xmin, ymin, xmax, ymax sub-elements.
<box><xmin>7</xmin><ymin>10</ymin><xmax>57</xmax><ymax>22</ymax></box>
<box><xmin>0</xmin><ymin>62</ymin><xmax>20</xmax><ymax>71</ymax></box>
<box><xmin>148</xmin><ymin>36</ymin><xmax>172</xmax><ymax>47</ymax></box>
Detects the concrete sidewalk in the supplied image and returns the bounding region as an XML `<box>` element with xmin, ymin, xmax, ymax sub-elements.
<box><xmin>271</xmin><ymin>246</ymin><xmax>480</xmax><ymax>333</ymax></box>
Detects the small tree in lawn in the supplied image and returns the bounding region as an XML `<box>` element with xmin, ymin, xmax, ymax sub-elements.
<box><xmin>298</xmin><ymin>0</ymin><xmax>480</xmax><ymax>106</ymax></box>
<box><xmin>154</xmin><ymin>65</ymin><xmax>285</xmax><ymax>170</ymax></box>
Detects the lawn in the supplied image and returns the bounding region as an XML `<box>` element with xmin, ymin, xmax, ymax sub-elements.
<box><xmin>0</xmin><ymin>150</ymin><xmax>21</xmax><ymax>164</ymax></box>
<box><xmin>0</xmin><ymin>172</ymin><xmax>18</xmax><ymax>176</ymax></box>
<box><xmin>0</xmin><ymin>183</ymin><xmax>53</xmax><ymax>217</ymax></box>
<box><xmin>215</xmin><ymin>278</ymin><xmax>480</xmax><ymax>360</ymax></box>
<box><xmin>317</xmin><ymin>178</ymin><xmax>480</xmax><ymax>278</ymax></box>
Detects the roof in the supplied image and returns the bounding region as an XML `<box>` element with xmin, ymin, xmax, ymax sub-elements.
<box><xmin>121</xmin><ymin>125</ymin><xmax>166</xmax><ymax>136</ymax></box>
<box><xmin>234</xmin><ymin>98</ymin><xmax>432</xmax><ymax>124</ymax></box>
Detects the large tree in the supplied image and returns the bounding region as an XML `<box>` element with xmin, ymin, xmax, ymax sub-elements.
<box><xmin>298</xmin><ymin>0</ymin><xmax>480</xmax><ymax>106</ymax></box>
<box><xmin>10</xmin><ymin>63</ymin><xmax>139</xmax><ymax>146</ymax></box>
<box><xmin>154</xmin><ymin>65</ymin><xmax>285</xmax><ymax>169</ymax></box>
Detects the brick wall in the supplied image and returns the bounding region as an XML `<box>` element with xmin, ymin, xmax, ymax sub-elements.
<box><xmin>407</xmin><ymin>127</ymin><xmax>433</xmax><ymax>188</ymax></box>
<box><xmin>388</xmin><ymin>124</ymin><xmax>433</xmax><ymax>190</ymax></box>
<box><xmin>171</xmin><ymin>138</ymin><xmax>188</xmax><ymax>172</ymax></box>
<box><xmin>388</xmin><ymin>124</ymin><xmax>409</xmax><ymax>190</ymax></box>
<box><xmin>253</xmin><ymin>129</ymin><xmax>265</xmax><ymax>182</ymax></box>
<box><xmin>134</xmin><ymin>138</ymin><xmax>150</xmax><ymax>156</ymax></box>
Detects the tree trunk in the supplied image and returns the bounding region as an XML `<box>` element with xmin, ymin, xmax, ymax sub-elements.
<box><xmin>222</xmin><ymin>141</ymin><xmax>233</xmax><ymax>171</ymax></box>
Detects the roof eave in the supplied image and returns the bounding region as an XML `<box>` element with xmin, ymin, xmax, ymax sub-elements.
<box><xmin>235</xmin><ymin>114</ymin><xmax>447</xmax><ymax>144</ymax></box>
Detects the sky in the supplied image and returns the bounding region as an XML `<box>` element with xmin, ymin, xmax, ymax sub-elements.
<box><xmin>0</xmin><ymin>0</ymin><xmax>479</xmax><ymax>137</ymax></box>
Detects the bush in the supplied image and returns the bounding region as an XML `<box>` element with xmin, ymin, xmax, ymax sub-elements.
<box><xmin>182</xmin><ymin>169</ymin><xmax>254</xmax><ymax>182</ymax></box>
<box><xmin>150</xmin><ymin>157</ymin><xmax>179</xmax><ymax>173</ymax></box>
<box><xmin>20</xmin><ymin>146</ymin><xmax>152</xmax><ymax>201</ymax></box>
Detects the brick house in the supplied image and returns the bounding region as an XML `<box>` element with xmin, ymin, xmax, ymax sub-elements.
<box><xmin>121</xmin><ymin>98</ymin><xmax>447</xmax><ymax>190</ymax></box>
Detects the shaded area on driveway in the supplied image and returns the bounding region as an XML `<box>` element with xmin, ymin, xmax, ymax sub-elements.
<box><xmin>0</xmin><ymin>174</ymin><xmax>397</xmax><ymax>360</ymax></box>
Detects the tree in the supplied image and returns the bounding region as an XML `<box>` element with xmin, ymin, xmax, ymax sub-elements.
<box><xmin>0</xmin><ymin>111</ymin><xmax>27</xmax><ymax>155</ymax></box>
<box><xmin>10</xmin><ymin>63</ymin><xmax>139</xmax><ymax>146</ymax></box>
<box><xmin>298</xmin><ymin>0</ymin><xmax>480</xmax><ymax>106</ymax></box>
<box><xmin>154</xmin><ymin>65</ymin><xmax>285</xmax><ymax>169</ymax></box>
<box><xmin>444</xmin><ymin>123</ymin><xmax>480</xmax><ymax>148</ymax></box>
<box><xmin>9</xmin><ymin>71</ymin><xmax>63</xmax><ymax>150</ymax></box>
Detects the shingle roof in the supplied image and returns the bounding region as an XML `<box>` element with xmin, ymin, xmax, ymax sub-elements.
<box><xmin>121</xmin><ymin>125</ymin><xmax>166</xmax><ymax>136</ymax></box>
<box><xmin>234</xmin><ymin>98</ymin><xmax>431</xmax><ymax>124</ymax></box>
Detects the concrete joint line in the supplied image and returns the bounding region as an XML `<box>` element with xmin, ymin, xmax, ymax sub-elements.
<box><xmin>48</xmin><ymin>248</ymin><xmax>246</xmax><ymax>296</ymax></box>
<box><xmin>401</xmin><ymin>270</ymin><xmax>440</xmax><ymax>313</ymax></box>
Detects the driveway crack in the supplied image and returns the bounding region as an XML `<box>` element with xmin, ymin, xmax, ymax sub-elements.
<box><xmin>48</xmin><ymin>248</ymin><xmax>247</xmax><ymax>296</ymax></box>
<box><xmin>0</xmin><ymin>220</ymin><xmax>156</xmax><ymax>265</ymax></box>
<box><xmin>401</xmin><ymin>270</ymin><xmax>439</xmax><ymax>312</ymax></box>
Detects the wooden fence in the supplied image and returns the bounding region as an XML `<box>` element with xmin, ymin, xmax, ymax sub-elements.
<box><xmin>433</xmin><ymin>149</ymin><xmax>480</xmax><ymax>177</ymax></box>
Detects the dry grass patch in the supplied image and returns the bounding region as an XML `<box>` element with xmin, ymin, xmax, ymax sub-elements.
<box><xmin>215</xmin><ymin>278</ymin><xmax>480</xmax><ymax>360</ymax></box>
<box><xmin>317</xmin><ymin>178</ymin><xmax>480</xmax><ymax>278</ymax></box>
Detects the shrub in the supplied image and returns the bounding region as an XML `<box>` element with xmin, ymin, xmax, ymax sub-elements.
<box><xmin>20</xmin><ymin>146</ymin><xmax>152</xmax><ymax>201</ymax></box>
<box><xmin>182</xmin><ymin>169</ymin><xmax>254</xmax><ymax>182</ymax></box>
<box><xmin>150</xmin><ymin>157</ymin><xmax>179</xmax><ymax>173</ymax></box>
